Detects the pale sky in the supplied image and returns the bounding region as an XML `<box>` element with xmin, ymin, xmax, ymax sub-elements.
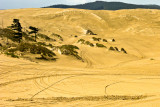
<box><xmin>0</xmin><ymin>0</ymin><xmax>160</xmax><ymax>9</ymax></box>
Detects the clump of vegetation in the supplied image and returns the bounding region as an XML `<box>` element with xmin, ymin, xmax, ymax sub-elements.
<box><xmin>109</xmin><ymin>46</ymin><xmax>115</xmax><ymax>51</ymax></box>
<box><xmin>59</xmin><ymin>45</ymin><xmax>82</xmax><ymax>60</ymax></box>
<box><xmin>121</xmin><ymin>48</ymin><xmax>127</xmax><ymax>54</ymax></box>
<box><xmin>5</xmin><ymin>52</ymin><xmax>19</xmax><ymax>58</ymax></box>
<box><xmin>52</xmin><ymin>33</ymin><xmax>63</xmax><ymax>41</ymax></box>
<box><xmin>29</xmin><ymin>26</ymin><xmax>39</xmax><ymax>42</ymax></box>
<box><xmin>86</xmin><ymin>30</ymin><xmax>97</xmax><ymax>35</ymax></box>
<box><xmin>18</xmin><ymin>42</ymin><xmax>56</xmax><ymax>56</ymax></box>
<box><xmin>85</xmin><ymin>41</ymin><xmax>94</xmax><ymax>47</ymax></box>
<box><xmin>0</xmin><ymin>28</ymin><xmax>20</xmax><ymax>42</ymax></box>
<box><xmin>22</xmin><ymin>32</ymin><xmax>35</xmax><ymax>42</ymax></box>
<box><xmin>96</xmin><ymin>43</ymin><xmax>106</xmax><ymax>48</ymax></box>
<box><xmin>38</xmin><ymin>33</ymin><xmax>55</xmax><ymax>41</ymax></box>
<box><xmin>114</xmin><ymin>47</ymin><xmax>119</xmax><ymax>51</ymax></box>
<box><xmin>92</xmin><ymin>37</ymin><xmax>101</xmax><ymax>41</ymax></box>
<box><xmin>112</xmin><ymin>39</ymin><xmax>115</xmax><ymax>42</ymax></box>
<box><xmin>103</xmin><ymin>39</ymin><xmax>107</xmax><ymax>42</ymax></box>
<box><xmin>0</xmin><ymin>43</ymin><xmax>2</xmax><ymax>47</ymax></box>
<box><xmin>74</xmin><ymin>35</ymin><xmax>78</xmax><ymax>38</ymax></box>
<box><xmin>78</xmin><ymin>39</ymin><xmax>85</xmax><ymax>44</ymax></box>
<box><xmin>8</xmin><ymin>19</ymin><xmax>23</xmax><ymax>43</ymax></box>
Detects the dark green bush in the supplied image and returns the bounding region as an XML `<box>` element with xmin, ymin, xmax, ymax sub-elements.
<box><xmin>92</xmin><ymin>37</ymin><xmax>101</xmax><ymax>41</ymax></box>
<box><xmin>114</xmin><ymin>47</ymin><xmax>119</xmax><ymax>51</ymax></box>
<box><xmin>17</xmin><ymin>42</ymin><xmax>56</xmax><ymax>57</ymax></box>
<box><xmin>78</xmin><ymin>39</ymin><xmax>85</xmax><ymax>44</ymax></box>
<box><xmin>121</xmin><ymin>48</ymin><xmax>127</xmax><ymax>54</ymax></box>
<box><xmin>38</xmin><ymin>33</ymin><xmax>54</xmax><ymax>41</ymax></box>
<box><xmin>109</xmin><ymin>46</ymin><xmax>115</xmax><ymax>51</ymax></box>
<box><xmin>59</xmin><ymin>45</ymin><xmax>82</xmax><ymax>60</ymax></box>
<box><xmin>0</xmin><ymin>28</ymin><xmax>19</xmax><ymax>42</ymax></box>
<box><xmin>85</xmin><ymin>41</ymin><xmax>94</xmax><ymax>47</ymax></box>
<box><xmin>112</xmin><ymin>39</ymin><xmax>115</xmax><ymax>42</ymax></box>
<box><xmin>103</xmin><ymin>39</ymin><xmax>107</xmax><ymax>42</ymax></box>
<box><xmin>37</xmin><ymin>42</ymin><xmax>46</xmax><ymax>46</ymax></box>
<box><xmin>96</xmin><ymin>43</ymin><xmax>106</xmax><ymax>48</ymax></box>
<box><xmin>22</xmin><ymin>32</ymin><xmax>35</xmax><ymax>42</ymax></box>
<box><xmin>52</xmin><ymin>33</ymin><xmax>63</xmax><ymax>41</ymax></box>
<box><xmin>5</xmin><ymin>52</ymin><xmax>19</xmax><ymax>58</ymax></box>
<box><xmin>86</xmin><ymin>30</ymin><xmax>97</xmax><ymax>35</ymax></box>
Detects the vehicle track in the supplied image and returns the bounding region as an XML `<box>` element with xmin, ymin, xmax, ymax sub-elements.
<box><xmin>0</xmin><ymin>74</ymin><xmax>86</xmax><ymax>87</ymax></box>
<box><xmin>80</xmin><ymin>49</ymin><xmax>93</xmax><ymax>68</ymax></box>
<box><xmin>31</xmin><ymin>75</ymin><xmax>83</xmax><ymax>99</ymax></box>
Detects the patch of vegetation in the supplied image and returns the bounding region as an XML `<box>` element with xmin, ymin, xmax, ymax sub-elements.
<box><xmin>0</xmin><ymin>28</ymin><xmax>19</xmax><ymax>42</ymax></box>
<box><xmin>38</xmin><ymin>33</ymin><xmax>55</xmax><ymax>41</ymax></box>
<box><xmin>78</xmin><ymin>39</ymin><xmax>85</xmax><ymax>44</ymax></box>
<box><xmin>96</xmin><ymin>43</ymin><xmax>106</xmax><ymax>48</ymax></box>
<box><xmin>0</xmin><ymin>43</ymin><xmax>2</xmax><ymax>47</ymax></box>
<box><xmin>74</xmin><ymin>35</ymin><xmax>78</xmax><ymax>38</ymax></box>
<box><xmin>103</xmin><ymin>39</ymin><xmax>107</xmax><ymax>42</ymax></box>
<box><xmin>92</xmin><ymin>37</ymin><xmax>101</xmax><ymax>41</ymax></box>
<box><xmin>52</xmin><ymin>33</ymin><xmax>63</xmax><ymax>41</ymax></box>
<box><xmin>5</xmin><ymin>52</ymin><xmax>19</xmax><ymax>58</ymax></box>
<box><xmin>17</xmin><ymin>42</ymin><xmax>56</xmax><ymax>57</ymax></box>
<box><xmin>114</xmin><ymin>47</ymin><xmax>119</xmax><ymax>51</ymax></box>
<box><xmin>29</xmin><ymin>26</ymin><xmax>39</xmax><ymax>42</ymax></box>
<box><xmin>121</xmin><ymin>48</ymin><xmax>127</xmax><ymax>54</ymax></box>
<box><xmin>8</xmin><ymin>95</ymin><xmax>148</xmax><ymax>102</ymax></box>
<box><xmin>85</xmin><ymin>41</ymin><xmax>94</xmax><ymax>47</ymax></box>
<box><xmin>109</xmin><ymin>46</ymin><xmax>115</xmax><ymax>51</ymax></box>
<box><xmin>112</xmin><ymin>39</ymin><xmax>115</xmax><ymax>42</ymax></box>
<box><xmin>59</xmin><ymin>45</ymin><xmax>82</xmax><ymax>60</ymax></box>
<box><xmin>8</xmin><ymin>19</ymin><xmax>22</xmax><ymax>43</ymax></box>
<box><xmin>86</xmin><ymin>30</ymin><xmax>97</xmax><ymax>35</ymax></box>
<box><xmin>22</xmin><ymin>32</ymin><xmax>35</xmax><ymax>42</ymax></box>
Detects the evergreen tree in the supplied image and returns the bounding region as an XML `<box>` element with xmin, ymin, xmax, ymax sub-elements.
<box><xmin>29</xmin><ymin>26</ymin><xmax>39</xmax><ymax>42</ymax></box>
<box><xmin>9</xmin><ymin>19</ymin><xmax>22</xmax><ymax>43</ymax></box>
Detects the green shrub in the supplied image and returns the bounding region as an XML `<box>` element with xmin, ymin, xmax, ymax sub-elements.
<box><xmin>74</xmin><ymin>35</ymin><xmax>78</xmax><ymax>38</ymax></box>
<box><xmin>114</xmin><ymin>47</ymin><xmax>119</xmax><ymax>51</ymax></box>
<box><xmin>0</xmin><ymin>28</ymin><xmax>19</xmax><ymax>42</ymax></box>
<box><xmin>52</xmin><ymin>33</ymin><xmax>63</xmax><ymax>41</ymax></box>
<box><xmin>112</xmin><ymin>39</ymin><xmax>115</xmax><ymax>42</ymax></box>
<box><xmin>92</xmin><ymin>37</ymin><xmax>101</xmax><ymax>41</ymax></box>
<box><xmin>22</xmin><ymin>32</ymin><xmax>35</xmax><ymax>42</ymax></box>
<box><xmin>85</xmin><ymin>41</ymin><xmax>90</xmax><ymax>45</ymax></box>
<box><xmin>78</xmin><ymin>39</ymin><xmax>85</xmax><ymax>44</ymax></box>
<box><xmin>103</xmin><ymin>39</ymin><xmax>107</xmax><ymax>42</ymax></box>
<box><xmin>96</xmin><ymin>43</ymin><xmax>106</xmax><ymax>48</ymax></box>
<box><xmin>84</xmin><ymin>41</ymin><xmax>94</xmax><ymax>47</ymax></box>
<box><xmin>37</xmin><ymin>42</ymin><xmax>46</xmax><ymax>46</ymax></box>
<box><xmin>5</xmin><ymin>52</ymin><xmax>19</xmax><ymax>58</ymax></box>
<box><xmin>17</xmin><ymin>42</ymin><xmax>56</xmax><ymax>57</ymax></box>
<box><xmin>89</xmin><ymin>43</ymin><xmax>94</xmax><ymax>47</ymax></box>
<box><xmin>121</xmin><ymin>48</ymin><xmax>127</xmax><ymax>54</ymax></box>
<box><xmin>38</xmin><ymin>33</ymin><xmax>54</xmax><ymax>41</ymax></box>
<box><xmin>109</xmin><ymin>46</ymin><xmax>115</xmax><ymax>51</ymax></box>
<box><xmin>59</xmin><ymin>45</ymin><xmax>82</xmax><ymax>60</ymax></box>
<box><xmin>86</xmin><ymin>30</ymin><xmax>97</xmax><ymax>35</ymax></box>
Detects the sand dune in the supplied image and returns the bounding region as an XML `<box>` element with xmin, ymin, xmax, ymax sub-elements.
<box><xmin>0</xmin><ymin>8</ymin><xmax>160</xmax><ymax>106</ymax></box>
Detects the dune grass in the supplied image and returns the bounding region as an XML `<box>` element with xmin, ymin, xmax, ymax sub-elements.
<box><xmin>7</xmin><ymin>95</ymin><xmax>148</xmax><ymax>102</ymax></box>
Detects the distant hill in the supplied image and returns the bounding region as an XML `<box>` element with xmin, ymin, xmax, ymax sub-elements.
<box><xmin>43</xmin><ymin>1</ymin><xmax>160</xmax><ymax>10</ymax></box>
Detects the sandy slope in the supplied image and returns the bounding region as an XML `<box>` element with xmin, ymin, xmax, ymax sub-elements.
<box><xmin>0</xmin><ymin>8</ymin><xmax>160</xmax><ymax>106</ymax></box>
